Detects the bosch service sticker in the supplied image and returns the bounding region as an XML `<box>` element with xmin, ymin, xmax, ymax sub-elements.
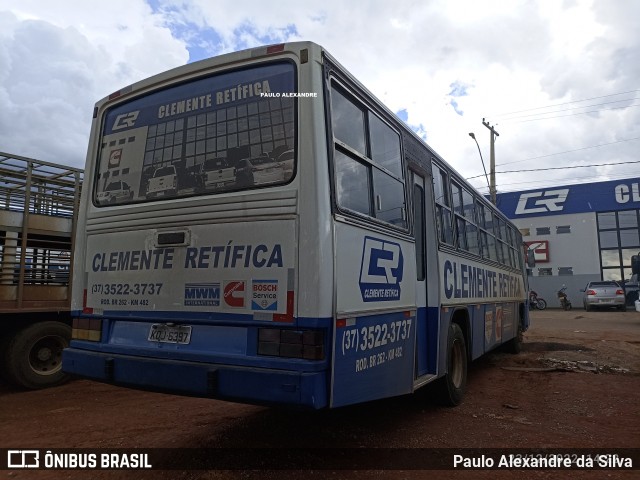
<box><xmin>251</xmin><ymin>280</ymin><xmax>278</xmax><ymax>311</ymax></box>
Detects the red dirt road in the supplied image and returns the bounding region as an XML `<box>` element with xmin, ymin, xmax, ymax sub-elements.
<box><xmin>1</xmin><ymin>309</ymin><xmax>639</xmax><ymax>479</ymax></box>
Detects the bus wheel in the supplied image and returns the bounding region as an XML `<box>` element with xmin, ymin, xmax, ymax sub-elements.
<box><xmin>505</xmin><ymin>319</ymin><xmax>523</xmax><ymax>354</ymax></box>
<box><xmin>4</xmin><ymin>321</ymin><xmax>71</xmax><ymax>389</ymax></box>
<box><xmin>435</xmin><ymin>323</ymin><xmax>467</xmax><ymax>406</ymax></box>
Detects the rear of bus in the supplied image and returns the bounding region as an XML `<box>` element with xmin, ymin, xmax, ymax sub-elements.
<box><xmin>63</xmin><ymin>42</ymin><xmax>334</xmax><ymax>408</ymax></box>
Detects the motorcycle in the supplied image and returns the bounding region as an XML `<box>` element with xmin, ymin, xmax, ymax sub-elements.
<box><xmin>528</xmin><ymin>290</ymin><xmax>547</xmax><ymax>310</ymax></box>
<box><xmin>557</xmin><ymin>285</ymin><xmax>572</xmax><ymax>310</ymax></box>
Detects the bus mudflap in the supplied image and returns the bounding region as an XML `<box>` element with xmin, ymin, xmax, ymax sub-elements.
<box><xmin>331</xmin><ymin>310</ymin><xmax>416</xmax><ymax>408</ymax></box>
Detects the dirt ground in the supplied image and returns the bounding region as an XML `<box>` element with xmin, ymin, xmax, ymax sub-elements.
<box><xmin>1</xmin><ymin>309</ymin><xmax>639</xmax><ymax>480</ymax></box>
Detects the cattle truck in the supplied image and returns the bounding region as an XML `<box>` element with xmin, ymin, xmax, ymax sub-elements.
<box><xmin>0</xmin><ymin>152</ymin><xmax>82</xmax><ymax>388</ymax></box>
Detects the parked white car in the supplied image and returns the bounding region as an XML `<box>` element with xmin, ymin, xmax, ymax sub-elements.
<box><xmin>274</xmin><ymin>147</ymin><xmax>294</xmax><ymax>179</ymax></box>
<box><xmin>146</xmin><ymin>166</ymin><xmax>178</xmax><ymax>198</ymax></box>
<box><xmin>97</xmin><ymin>180</ymin><xmax>134</xmax><ymax>204</ymax></box>
<box><xmin>581</xmin><ymin>281</ymin><xmax>626</xmax><ymax>311</ymax></box>
<box><xmin>237</xmin><ymin>155</ymin><xmax>285</xmax><ymax>187</ymax></box>
<box><xmin>199</xmin><ymin>158</ymin><xmax>236</xmax><ymax>191</ymax></box>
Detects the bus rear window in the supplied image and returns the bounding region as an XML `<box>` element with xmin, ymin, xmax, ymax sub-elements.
<box><xmin>94</xmin><ymin>61</ymin><xmax>296</xmax><ymax>206</ymax></box>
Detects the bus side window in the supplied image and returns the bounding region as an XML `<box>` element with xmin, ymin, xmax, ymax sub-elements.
<box><xmin>432</xmin><ymin>163</ymin><xmax>453</xmax><ymax>244</ymax></box>
<box><xmin>414</xmin><ymin>183</ymin><xmax>426</xmax><ymax>281</ymax></box>
<box><xmin>330</xmin><ymin>82</ymin><xmax>407</xmax><ymax>230</ymax></box>
<box><xmin>331</xmin><ymin>88</ymin><xmax>366</xmax><ymax>155</ymax></box>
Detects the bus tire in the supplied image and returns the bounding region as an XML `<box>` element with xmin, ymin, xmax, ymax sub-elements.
<box><xmin>505</xmin><ymin>319</ymin><xmax>524</xmax><ymax>354</ymax></box>
<box><xmin>435</xmin><ymin>322</ymin><xmax>467</xmax><ymax>406</ymax></box>
<box><xmin>4</xmin><ymin>321</ymin><xmax>71</xmax><ymax>389</ymax></box>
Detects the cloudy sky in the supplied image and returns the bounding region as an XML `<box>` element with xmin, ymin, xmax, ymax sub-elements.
<box><xmin>0</xmin><ymin>0</ymin><xmax>638</xmax><ymax>195</ymax></box>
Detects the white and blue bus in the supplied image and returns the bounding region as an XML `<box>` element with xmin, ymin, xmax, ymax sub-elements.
<box><xmin>63</xmin><ymin>42</ymin><xmax>529</xmax><ymax>409</ymax></box>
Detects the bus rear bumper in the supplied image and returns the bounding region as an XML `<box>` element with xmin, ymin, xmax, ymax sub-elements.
<box><xmin>63</xmin><ymin>348</ymin><xmax>328</xmax><ymax>409</ymax></box>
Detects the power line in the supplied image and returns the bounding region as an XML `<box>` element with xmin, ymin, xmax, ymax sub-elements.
<box><xmin>472</xmin><ymin>172</ymin><xmax>639</xmax><ymax>191</ymax></box>
<box><xmin>499</xmin><ymin>103</ymin><xmax>640</xmax><ymax>124</ymax></box>
<box><xmin>476</xmin><ymin>172</ymin><xmax>640</xmax><ymax>194</ymax></box>
<box><xmin>466</xmin><ymin>160</ymin><xmax>640</xmax><ymax>180</ymax></box>
<box><xmin>493</xmin><ymin>89</ymin><xmax>640</xmax><ymax>118</ymax></box>
<box><xmin>497</xmin><ymin>180</ymin><xmax>640</xmax><ymax>194</ymax></box>
<box><xmin>496</xmin><ymin>137</ymin><xmax>640</xmax><ymax>167</ymax></box>
<box><xmin>488</xmin><ymin>169</ymin><xmax>640</xmax><ymax>190</ymax></box>
<box><xmin>499</xmin><ymin>97</ymin><xmax>639</xmax><ymax>121</ymax></box>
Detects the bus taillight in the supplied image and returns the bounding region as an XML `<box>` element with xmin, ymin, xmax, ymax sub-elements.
<box><xmin>82</xmin><ymin>289</ymin><xmax>93</xmax><ymax>314</ymax></box>
<box><xmin>108</xmin><ymin>85</ymin><xmax>132</xmax><ymax>100</ymax></box>
<box><xmin>72</xmin><ymin>318</ymin><xmax>102</xmax><ymax>342</ymax></box>
<box><xmin>266</xmin><ymin>44</ymin><xmax>285</xmax><ymax>54</ymax></box>
<box><xmin>258</xmin><ymin>328</ymin><xmax>324</xmax><ymax>360</ymax></box>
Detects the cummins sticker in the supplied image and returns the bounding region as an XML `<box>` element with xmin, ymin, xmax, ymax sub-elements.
<box><xmin>358</xmin><ymin>237</ymin><xmax>404</xmax><ymax>302</ymax></box>
<box><xmin>224</xmin><ymin>280</ymin><xmax>246</xmax><ymax>308</ymax></box>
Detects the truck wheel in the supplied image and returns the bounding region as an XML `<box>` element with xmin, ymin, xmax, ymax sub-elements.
<box><xmin>0</xmin><ymin>330</ymin><xmax>16</xmax><ymax>383</ymax></box>
<box><xmin>434</xmin><ymin>323</ymin><xmax>467</xmax><ymax>406</ymax></box>
<box><xmin>4</xmin><ymin>321</ymin><xmax>71</xmax><ymax>389</ymax></box>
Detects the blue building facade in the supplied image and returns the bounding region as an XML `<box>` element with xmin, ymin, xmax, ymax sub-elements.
<box><xmin>495</xmin><ymin>177</ymin><xmax>640</xmax><ymax>307</ymax></box>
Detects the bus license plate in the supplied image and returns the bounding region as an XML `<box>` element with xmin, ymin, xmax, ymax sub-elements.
<box><xmin>148</xmin><ymin>324</ymin><xmax>192</xmax><ymax>344</ymax></box>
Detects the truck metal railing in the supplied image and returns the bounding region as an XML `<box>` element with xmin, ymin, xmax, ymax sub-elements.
<box><xmin>0</xmin><ymin>152</ymin><xmax>81</xmax><ymax>218</ymax></box>
<box><xmin>0</xmin><ymin>152</ymin><xmax>83</xmax><ymax>311</ymax></box>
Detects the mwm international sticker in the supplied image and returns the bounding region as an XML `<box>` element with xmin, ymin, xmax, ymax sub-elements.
<box><xmin>184</xmin><ymin>283</ymin><xmax>220</xmax><ymax>306</ymax></box>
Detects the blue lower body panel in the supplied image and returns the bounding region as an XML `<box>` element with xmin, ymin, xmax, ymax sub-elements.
<box><xmin>331</xmin><ymin>310</ymin><xmax>416</xmax><ymax>408</ymax></box>
<box><xmin>63</xmin><ymin>348</ymin><xmax>328</xmax><ymax>409</ymax></box>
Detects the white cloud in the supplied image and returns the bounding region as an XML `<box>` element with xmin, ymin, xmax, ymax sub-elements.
<box><xmin>157</xmin><ymin>0</ymin><xmax>639</xmax><ymax>192</ymax></box>
<box><xmin>0</xmin><ymin>1</ymin><xmax>188</xmax><ymax>167</ymax></box>
<box><xmin>0</xmin><ymin>0</ymin><xmax>638</xmax><ymax>192</ymax></box>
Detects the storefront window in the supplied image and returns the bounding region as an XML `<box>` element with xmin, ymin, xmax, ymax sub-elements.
<box><xmin>597</xmin><ymin>210</ymin><xmax>640</xmax><ymax>283</ymax></box>
<box><xmin>597</xmin><ymin>212</ymin><xmax>617</xmax><ymax>230</ymax></box>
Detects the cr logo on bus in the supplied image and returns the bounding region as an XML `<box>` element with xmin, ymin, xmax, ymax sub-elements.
<box><xmin>359</xmin><ymin>237</ymin><xmax>403</xmax><ymax>302</ymax></box>
<box><xmin>112</xmin><ymin>110</ymin><xmax>140</xmax><ymax>131</ymax></box>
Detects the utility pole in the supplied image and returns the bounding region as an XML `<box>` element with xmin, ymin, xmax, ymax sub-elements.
<box><xmin>482</xmin><ymin>118</ymin><xmax>499</xmax><ymax>205</ymax></box>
